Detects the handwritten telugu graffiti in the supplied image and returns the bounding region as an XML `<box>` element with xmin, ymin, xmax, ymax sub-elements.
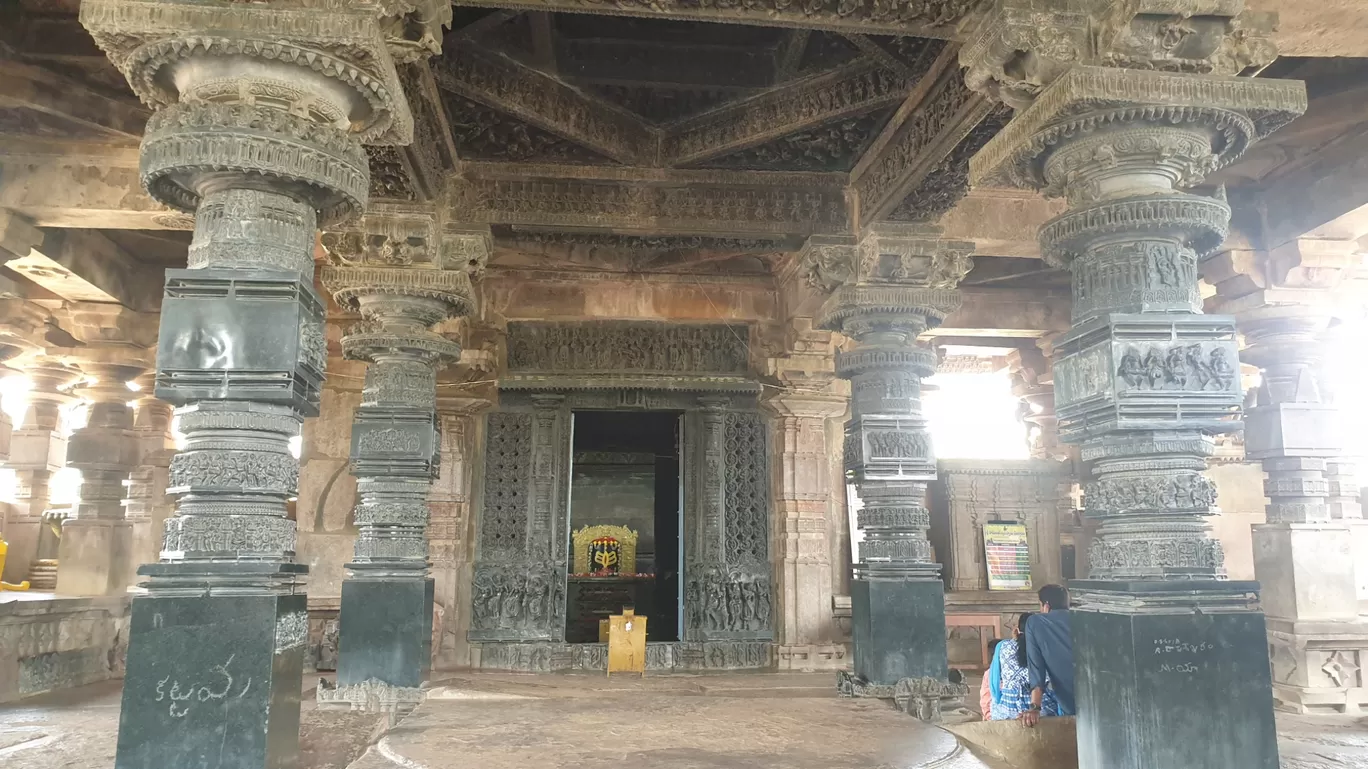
<box><xmin>153</xmin><ymin>655</ymin><xmax>252</xmax><ymax>719</ymax></box>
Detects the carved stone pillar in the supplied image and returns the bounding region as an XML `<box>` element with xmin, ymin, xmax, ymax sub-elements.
<box><xmin>1206</xmin><ymin>237</ymin><xmax>1368</xmax><ymax>715</ymax></box>
<box><xmin>0</xmin><ymin>299</ymin><xmax>53</xmax><ymax>586</ymax></box>
<box><xmin>965</xmin><ymin>3</ymin><xmax>1304</xmax><ymax>764</ymax></box>
<box><xmin>1006</xmin><ymin>339</ymin><xmax>1071</xmax><ymax>463</ymax></box>
<box><xmin>763</xmin><ymin>330</ymin><xmax>848</xmax><ymax>670</ymax></box>
<box><xmin>12</xmin><ymin>357</ymin><xmax>81</xmax><ymax>589</ymax></box>
<box><xmin>802</xmin><ymin>229</ymin><xmax>971</xmax><ymax>714</ymax></box>
<box><xmin>54</xmin><ymin>364</ymin><xmax>143</xmax><ymax>596</ymax></box>
<box><xmin>55</xmin><ymin>305</ymin><xmax>155</xmax><ymax>596</ymax></box>
<box><xmin>79</xmin><ymin>0</ymin><xmax>431</xmax><ymax>763</ymax></box>
<box><xmin>125</xmin><ymin>372</ymin><xmax>177</xmax><ymax>585</ymax></box>
<box><xmin>317</xmin><ymin>229</ymin><xmax>478</xmax><ymax>712</ymax></box>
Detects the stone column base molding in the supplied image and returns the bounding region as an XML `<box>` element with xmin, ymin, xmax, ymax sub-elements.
<box><xmin>316</xmin><ymin>677</ymin><xmax>425</xmax><ymax>715</ymax></box>
<box><xmin>836</xmin><ymin>671</ymin><xmax>971</xmax><ymax>723</ymax></box>
<box><xmin>1268</xmin><ymin>619</ymin><xmax>1368</xmax><ymax>715</ymax></box>
<box><xmin>775</xmin><ymin>643</ymin><xmax>849</xmax><ymax>671</ymax></box>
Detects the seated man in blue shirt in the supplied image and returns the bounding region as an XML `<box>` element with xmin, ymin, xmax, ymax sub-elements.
<box><xmin>1021</xmin><ymin>583</ymin><xmax>1075</xmax><ymax>725</ymax></box>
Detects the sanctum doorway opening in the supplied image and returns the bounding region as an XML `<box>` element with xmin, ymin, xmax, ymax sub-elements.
<box><xmin>564</xmin><ymin>410</ymin><xmax>683</xmax><ymax>643</ymax></box>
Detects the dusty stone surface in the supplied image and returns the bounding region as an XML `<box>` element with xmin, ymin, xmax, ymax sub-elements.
<box><xmin>2</xmin><ymin>674</ymin><xmax>1366</xmax><ymax>769</ymax></box>
<box><xmin>1279</xmin><ymin>713</ymin><xmax>1368</xmax><ymax>769</ymax></box>
<box><xmin>0</xmin><ymin>679</ymin><xmax>383</xmax><ymax>769</ymax></box>
<box><xmin>363</xmin><ymin>672</ymin><xmax>987</xmax><ymax>769</ymax></box>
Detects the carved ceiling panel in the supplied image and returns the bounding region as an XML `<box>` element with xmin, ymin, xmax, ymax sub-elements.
<box><xmin>367</xmin><ymin>146</ymin><xmax>420</xmax><ymax>203</ymax></box>
<box><xmin>700</xmin><ymin>108</ymin><xmax>894</xmax><ymax>173</ymax></box>
<box><xmin>587</xmin><ymin>84</ymin><xmax>737</xmax><ymax>126</ymax></box>
<box><xmin>887</xmin><ymin>105</ymin><xmax>1012</xmax><ymax>223</ymax></box>
<box><xmin>439</xmin><ymin>91</ymin><xmax>614</xmax><ymax>164</ymax></box>
<box><xmin>798</xmin><ymin>33</ymin><xmax>861</xmax><ymax>74</ymax></box>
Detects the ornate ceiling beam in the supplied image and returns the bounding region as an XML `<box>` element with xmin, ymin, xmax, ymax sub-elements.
<box><xmin>880</xmin><ymin>103</ymin><xmax>1011</xmax><ymax>225</ymax></box>
<box><xmin>848</xmin><ymin>49</ymin><xmax>991</xmax><ymax>230</ymax></box>
<box><xmin>433</xmin><ymin>46</ymin><xmax>658</xmax><ymax>165</ymax></box>
<box><xmin>448</xmin><ymin>0</ymin><xmax>975</xmax><ymax>39</ymax></box>
<box><xmin>373</xmin><ymin>61</ymin><xmax>460</xmax><ymax>203</ymax></box>
<box><xmin>663</xmin><ymin>60</ymin><xmax>914</xmax><ymax>167</ymax></box>
<box><xmin>0</xmin><ymin>59</ymin><xmax>149</xmax><ymax>142</ymax></box>
<box><xmin>843</xmin><ymin>35</ymin><xmax>921</xmax><ymax>80</ymax></box>
<box><xmin>460</xmin><ymin>160</ymin><xmax>847</xmax><ymax>186</ymax></box>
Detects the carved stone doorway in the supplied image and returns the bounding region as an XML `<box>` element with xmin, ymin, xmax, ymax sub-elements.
<box><xmin>470</xmin><ymin>387</ymin><xmax>775</xmax><ymax>672</ymax></box>
<box><xmin>565</xmin><ymin>410</ymin><xmax>683</xmax><ymax>644</ymax></box>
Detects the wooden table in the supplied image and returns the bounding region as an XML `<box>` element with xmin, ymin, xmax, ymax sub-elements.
<box><xmin>945</xmin><ymin>612</ymin><xmax>1002</xmax><ymax>670</ymax></box>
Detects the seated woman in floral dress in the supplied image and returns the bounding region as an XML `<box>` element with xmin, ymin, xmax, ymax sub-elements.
<box><xmin>988</xmin><ymin>613</ymin><xmax>1058</xmax><ymax>720</ymax></box>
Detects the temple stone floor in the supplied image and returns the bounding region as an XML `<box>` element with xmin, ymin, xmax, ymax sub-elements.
<box><xmin>2</xmin><ymin>672</ymin><xmax>1365</xmax><ymax>769</ymax></box>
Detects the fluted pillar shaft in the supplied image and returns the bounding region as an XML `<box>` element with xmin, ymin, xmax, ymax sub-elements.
<box><xmin>964</xmin><ymin>3</ymin><xmax>1305</xmax><ymax>764</ymax></box>
<box><xmin>319</xmin><ymin>236</ymin><xmax>477</xmax><ymax>711</ymax></box>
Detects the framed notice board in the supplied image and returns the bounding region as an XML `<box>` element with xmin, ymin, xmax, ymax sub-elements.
<box><xmin>983</xmin><ymin>522</ymin><xmax>1032</xmax><ymax>591</ymax></box>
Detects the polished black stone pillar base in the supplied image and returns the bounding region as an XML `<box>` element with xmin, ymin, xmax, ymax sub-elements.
<box><xmin>337</xmin><ymin>577</ymin><xmax>433</xmax><ymax>689</ymax></box>
<box><xmin>1073</xmin><ymin>580</ymin><xmax>1278</xmax><ymax>769</ymax></box>
<box><xmin>850</xmin><ymin>577</ymin><xmax>948</xmax><ymax>686</ymax></box>
<box><xmin>115</xmin><ymin>563</ymin><xmax>308</xmax><ymax>769</ymax></box>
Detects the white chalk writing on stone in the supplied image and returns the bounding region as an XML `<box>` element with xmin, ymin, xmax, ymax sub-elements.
<box><xmin>151</xmin><ymin>655</ymin><xmax>251</xmax><ymax>719</ymax></box>
<box><xmin>1152</xmin><ymin>638</ymin><xmax>1214</xmax><ymax>655</ymax></box>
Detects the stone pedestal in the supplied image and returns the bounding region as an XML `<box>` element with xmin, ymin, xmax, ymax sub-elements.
<box><xmin>332</xmin><ymin>578</ymin><xmax>433</xmax><ymax>697</ymax></box>
<box><xmin>849</xmin><ymin>577</ymin><xmax>947</xmax><ymax>685</ymax></box>
<box><xmin>1255</xmin><ymin>523</ymin><xmax>1368</xmax><ymax>713</ymax></box>
<box><xmin>1072</xmin><ymin>582</ymin><xmax>1278</xmax><ymax>769</ymax></box>
<box><xmin>115</xmin><ymin>564</ymin><xmax>307</xmax><ymax>769</ymax></box>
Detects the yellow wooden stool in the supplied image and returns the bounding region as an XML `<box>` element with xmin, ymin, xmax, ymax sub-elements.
<box><xmin>0</xmin><ymin>537</ymin><xmax>32</xmax><ymax>591</ymax></box>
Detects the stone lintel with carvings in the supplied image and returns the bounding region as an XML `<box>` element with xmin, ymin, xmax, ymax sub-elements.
<box><xmin>960</xmin><ymin>0</ymin><xmax>1278</xmax><ymax>112</ymax></box>
<box><xmin>450</xmin><ymin>0</ymin><xmax>975</xmax><ymax>39</ymax></box>
<box><xmin>449</xmin><ymin>174</ymin><xmax>850</xmax><ymax>237</ymax></box>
